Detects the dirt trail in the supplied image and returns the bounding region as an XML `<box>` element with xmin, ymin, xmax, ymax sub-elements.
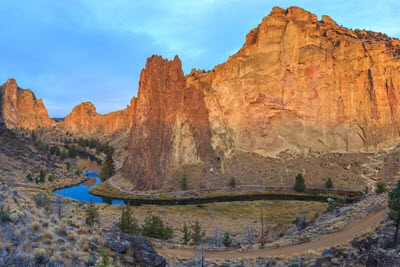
<box><xmin>156</xmin><ymin>208</ymin><xmax>387</xmax><ymax>260</ymax></box>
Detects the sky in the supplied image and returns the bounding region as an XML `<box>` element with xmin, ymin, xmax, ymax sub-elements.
<box><xmin>0</xmin><ymin>0</ymin><xmax>399</xmax><ymax>117</ymax></box>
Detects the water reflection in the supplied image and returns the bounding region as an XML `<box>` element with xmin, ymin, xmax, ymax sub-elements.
<box><xmin>53</xmin><ymin>171</ymin><xmax>125</xmax><ymax>205</ymax></box>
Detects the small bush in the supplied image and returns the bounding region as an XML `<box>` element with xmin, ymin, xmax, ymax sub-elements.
<box><xmin>117</xmin><ymin>204</ymin><xmax>139</xmax><ymax>235</ymax></box>
<box><xmin>325</xmin><ymin>177</ymin><xmax>333</xmax><ymax>188</ymax></box>
<box><xmin>375</xmin><ymin>182</ymin><xmax>387</xmax><ymax>194</ymax></box>
<box><xmin>222</xmin><ymin>232</ymin><xmax>232</xmax><ymax>247</ymax></box>
<box><xmin>26</xmin><ymin>173</ymin><xmax>33</xmax><ymax>181</ymax></box>
<box><xmin>294</xmin><ymin>173</ymin><xmax>306</xmax><ymax>192</ymax></box>
<box><xmin>181</xmin><ymin>222</ymin><xmax>191</xmax><ymax>245</ymax></box>
<box><xmin>229</xmin><ymin>177</ymin><xmax>236</xmax><ymax>187</ymax></box>
<box><xmin>190</xmin><ymin>219</ymin><xmax>205</xmax><ymax>245</ymax></box>
<box><xmin>0</xmin><ymin>205</ymin><xmax>10</xmax><ymax>222</ymax></box>
<box><xmin>33</xmin><ymin>192</ymin><xmax>51</xmax><ymax>210</ymax></box>
<box><xmin>141</xmin><ymin>210</ymin><xmax>174</xmax><ymax>240</ymax></box>
<box><xmin>181</xmin><ymin>173</ymin><xmax>188</xmax><ymax>190</ymax></box>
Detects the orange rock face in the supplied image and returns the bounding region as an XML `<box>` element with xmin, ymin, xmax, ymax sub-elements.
<box><xmin>63</xmin><ymin>100</ymin><xmax>134</xmax><ymax>136</ymax></box>
<box><xmin>0</xmin><ymin>78</ymin><xmax>53</xmax><ymax>129</ymax></box>
<box><xmin>120</xmin><ymin>6</ymin><xmax>400</xmax><ymax>190</ymax></box>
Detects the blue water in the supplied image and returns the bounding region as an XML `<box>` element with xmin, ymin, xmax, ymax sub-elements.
<box><xmin>53</xmin><ymin>171</ymin><xmax>126</xmax><ymax>205</ymax></box>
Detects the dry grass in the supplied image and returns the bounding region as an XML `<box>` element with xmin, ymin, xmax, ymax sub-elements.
<box><xmin>78</xmin><ymin>225</ymin><xmax>89</xmax><ymax>235</ymax></box>
<box><xmin>32</xmin><ymin>220</ymin><xmax>41</xmax><ymax>232</ymax></box>
<box><xmin>57</xmin><ymin>223</ymin><xmax>68</xmax><ymax>236</ymax></box>
<box><xmin>40</xmin><ymin>230</ymin><xmax>54</xmax><ymax>241</ymax></box>
<box><xmin>42</xmin><ymin>220</ymin><xmax>49</xmax><ymax>228</ymax></box>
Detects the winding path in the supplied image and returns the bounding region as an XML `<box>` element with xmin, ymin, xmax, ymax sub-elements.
<box><xmin>156</xmin><ymin>208</ymin><xmax>387</xmax><ymax>260</ymax></box>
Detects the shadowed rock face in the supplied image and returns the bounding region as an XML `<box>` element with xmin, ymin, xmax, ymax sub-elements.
<box><xmin>0</xmin><ymin>78</ymin><xmax>53</xmax><ymax>129</ymax></box>
<box><xmin>120</xmin><ymin>6</ymin><xmax>400</xmax><ymax>190</ymax></box>
<box><xmin>121</xmin><ymin>55</ymin><xmax>216</xmax><ymax>190</ymax></box>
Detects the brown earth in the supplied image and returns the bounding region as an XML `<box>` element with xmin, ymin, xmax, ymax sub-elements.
<box><xmin>156</xmin><ymin>208</ymin><xmax>387</xmax><ymax>260</ymax></box>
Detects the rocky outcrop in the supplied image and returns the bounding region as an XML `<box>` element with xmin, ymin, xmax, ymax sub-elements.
<box><xmin>105</xmin><ymin>228</ymin><xmax>166</xmax><ymax>267</ymax></box>
<box><xmin>63</xmin><ymin>99</ymin><xmax>134</xmax><ymax>136</ymax></box>
<box><xmin>121</xmin><ymin>55</ymin><xmax>216</xmax><ymax>190</ymax></box>
<box><xmin>120</xmin><ymin>6</ymin><xmax>400</xmax><ymax>190</ymax></box>
<box><xmin>0</xmin><ymin>79</ymin><xmax>53</xmax><ymax>129</ymax></box>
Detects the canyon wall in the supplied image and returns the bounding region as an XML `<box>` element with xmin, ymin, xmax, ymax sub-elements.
<box><xmin>0</xmin><ymin>78</ymin><xmax>53</xmax><ymax>129</ymax></box>
<box><xmin>63</xmin><ymin>99</ymin><xmax>135</xmax><ymax>136</ymax></box>
<box><xmin>120</xmin><ymin>6</ymin><xmax>400</xmax><ymax>190</ymax></box>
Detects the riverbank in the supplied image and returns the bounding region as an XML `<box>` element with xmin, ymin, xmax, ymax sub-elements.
<box><xmin>88</xmin><ymin>177</ymin><xmax>360</xmax><ymax>206</ymax></box>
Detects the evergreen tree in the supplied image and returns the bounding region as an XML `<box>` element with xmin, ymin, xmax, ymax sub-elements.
<box><xmin>98</xmin><ymin>152</ymin><xmax>115</xmax><ymax>181</ymax></box>
<box><xmin>141</xmin><ymin>210</ymin><xmax>174</xmax><ymax>240</ymax></box>
<box><xmin>325</xmin><ymin>177</ymin><xmax>333</xmax><ymax>188</ymax></box>
<box><xmin>389</xmin><ymin>181</ymin><xmax>400</xmax><ymax>246</ymax></box>
<box><xmin>222</xmin><ymin>232</ymin><xmax>232</xmax><ymax>247</ymax></box>
<box><xmin>294</xmin><ymin>173</ymin><xmax>306</xmax><ymax>192</ymax></box>
<box><xmin>66</xmin><ymin>162</ymin><xmax>71</xmax><ymax>172</ymax></box>
<box><xmin>85</xmin><ymin>198</ymin><xmax>100</xmax><ymax>227</ymax></box>
<box><xmin>67</xmin><ymin>145</ymin><xmax>78</xmax><ymax>158</ymax></box>
<box><xmin>26</xmin><ymin>173</ymin><xmax>33</xmax><ymax>181</ymax></box>
<box><xmin>60</xmin><ymin>150</ymin><xmax>67</xmax><ymax>161</ymax></box>
<box><xmin>55</xmin><ymin>146</ymin><xmax>61</xmax><ymax>156</ymax></box>
<box><xmin>117</xmin><ymin>204</ymin><xmax>139</xmax><ymax>235</ymax></box>
<box><xmin>39</xmin><ymin>169</ymin><xmax>45</xmax><ymax>183</ymax></box>
<box><xmin>181</xmin><ymin>222</ymin><xmax>191</xmax><ymax>245</ymax></box>
<box><xmin>191</xmin><ymin>219</ymin><xmax>205</xmax><ymax>245</ymax></box>
<box><xmin>376</xmin><ymin>182</ymin><xmax>387</xmax><ymax>194</ymax></box>
<box><xmin>229</xmin><ymin>177</ymin><xmax>236</xmax><ymax>187</ymax></box>
<box><xmin>181</xmin><ymin>173</ymin><xmax>188</xmax><ymax>190</ymax></box>
<box><xmin>35</xmin><ymin>178</ymin><xmax>39</xmax><ymax>184</ymax></box>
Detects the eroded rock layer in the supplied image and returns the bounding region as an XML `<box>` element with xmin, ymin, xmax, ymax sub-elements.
<box><xmin>63</xmin><ymin>99</ymin><xmax>135</xmax><ymax>136</ymax></box>
<box><xmin>0</xmin><ymin>78</ymin><xmax>53</xmax><ymax>129</ymax></box>
<box><xmin>121</xmin><ymin>55</ymin><xmax>216</xmax><ymax>190</ymax></box>
<box><xmin>121</xmin><ymin>6</ymin><xmax>400</xmax><ymax>190</ymax></box>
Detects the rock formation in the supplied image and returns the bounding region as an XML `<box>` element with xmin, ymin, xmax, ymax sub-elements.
<box><xmin>120</xmin><ymin>6</ymin><xmax>400</xmax><ymax>190</ymax></box>
<box><xmin>63</xmin><ymin>99</ymin><xmax>135</xmax><ymax>136</ymax></box>
<box><xmin>0</xmin><ymin>78</ymin><xmax>53</xmax><ymax>129</ymax></box>
<box><xmin>121</xmin><ymin>55</ymin><xmax>216</xmax><ymax>190</ymax></box>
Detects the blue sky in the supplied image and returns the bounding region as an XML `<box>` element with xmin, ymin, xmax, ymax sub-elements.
<box><xmin>1</xmin><ymin>0</ymin><xmax>399</xmax><ymax>117</ymax></box>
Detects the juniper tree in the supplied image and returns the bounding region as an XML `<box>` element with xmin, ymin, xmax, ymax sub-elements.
<box><xmin>389</xmin><ymin>181</ymin><xmax>400</xmax><ymax>246</ymax></box>
<box><xmin>191</xmin><ymin>220</ymin><xmax>205</xmax><ymax>245</ymax></box>
<box><xmin>326</xmin><ymin>177</ymin><xmax>333</xmax><ymax>188</ymax></box>
<box><xmin>39</xmin><ymin>169</ymin><xmax>45</xmax><ymax>183</ymax></box>
<box><xmin>98</xmin><ymin>152</ymin><xmax>115</xmax><ymax>181</ymax></box>
<box><xmin>117</xmin><ymin>204</ymin><xmax>139</xmax><ymax>235</ymax></box>
<box><xmin>181</xmin><ymin>222</ymin><xmax>191</xmax><ymax>245</ymax></box>
<box><xmin>67</xmin><ymin>145</ymin><xmax>78</xmax><ymax>158</ymax></box>
<box><xmin>85</xmin><ymin>198</ymin><xmax>100</xmax><ymax>227</ymax></box>
<box><xmin>222</xmin><ymin>232</ymin><xmax>232</xmax><ymax>247</ymax></box>
<box><xmin>294</xmin><ymin>173</ymin><xmax>306</xmax><ymax>192</ymax></box>
<box><xmin>141</xmin><ymin>209</ymin><xmax>174</xmax><ymax>240</ymax></box>
<box><xmin>181</xmin><ymin>173</ymin><xmax>188</xmax><ymax>190</ymax></box>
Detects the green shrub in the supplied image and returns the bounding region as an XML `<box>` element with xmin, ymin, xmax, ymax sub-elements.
<box><xmin>181</xmin><ymin>173</ymin><xmax>188</xmax><ymax>190</ymax></box>
<box><xmin>141</xmin><ymin>210</ymin><xmax>174</xmax><ymax>240</ymax></box>
<box><xmin>229</xmin><ymin>177</ymin><xmax>236</xmax><ymax>187</ymax></box>
<box><xmin>190</xmin><ymin>219</ymin><xmax>205</xmax><ymax>245</ymax></box>
<box><xmin>325</xmin><ymin>177</ymin><xmax>333</xmax><ymax>188</ymax></box>
<box><xmin>117</xmin><ymin>204</ymin><xmax>139</xmax><ymax>235</ymax></box>
<box><xmin>181</xmin><ymin>222</ymin><xmax>191</xmax><ymax>245</ymax></box>
<box><xmin>375</xmin><ymin>182</ymin><xmax>387</xmax><ymax>194</ymax></box>
<box><xmin>98</xmin><ymin>152</ymin><xmax>115</xmax><ymax>182</ymax></box>
<box><xmin>26</xmin><ymin>173</ymin><xmax>33</xmax><ymax>181</ymax></box>
<box><xmin>85</xmin><ymin>198</ymin><xmax>100</xmax><ymax>227</ymax></box>
<box><xmin>222</xmin><ymin>232</ymin><xmax>232</xmax><ymax>247</ymax></box>
<box><xmin>294</xmin><ymin>173</ymin><xmax>306</xmax><ymax>192</ymax></box>
<box><xmin>0</xmin><ymin>205</ymin><xmax>10</xmax><ymax>222</ymax></box>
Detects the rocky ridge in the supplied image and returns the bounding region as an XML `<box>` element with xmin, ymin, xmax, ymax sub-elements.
<box><xmin>120</xmin><ymin>6</ymin><xmax>400</xmax><ymax>190</ymax></box>
<box><xmin>0</xmin><ymin>79</ymin><xmax>53</xmax><ymax>129</ymax></box>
